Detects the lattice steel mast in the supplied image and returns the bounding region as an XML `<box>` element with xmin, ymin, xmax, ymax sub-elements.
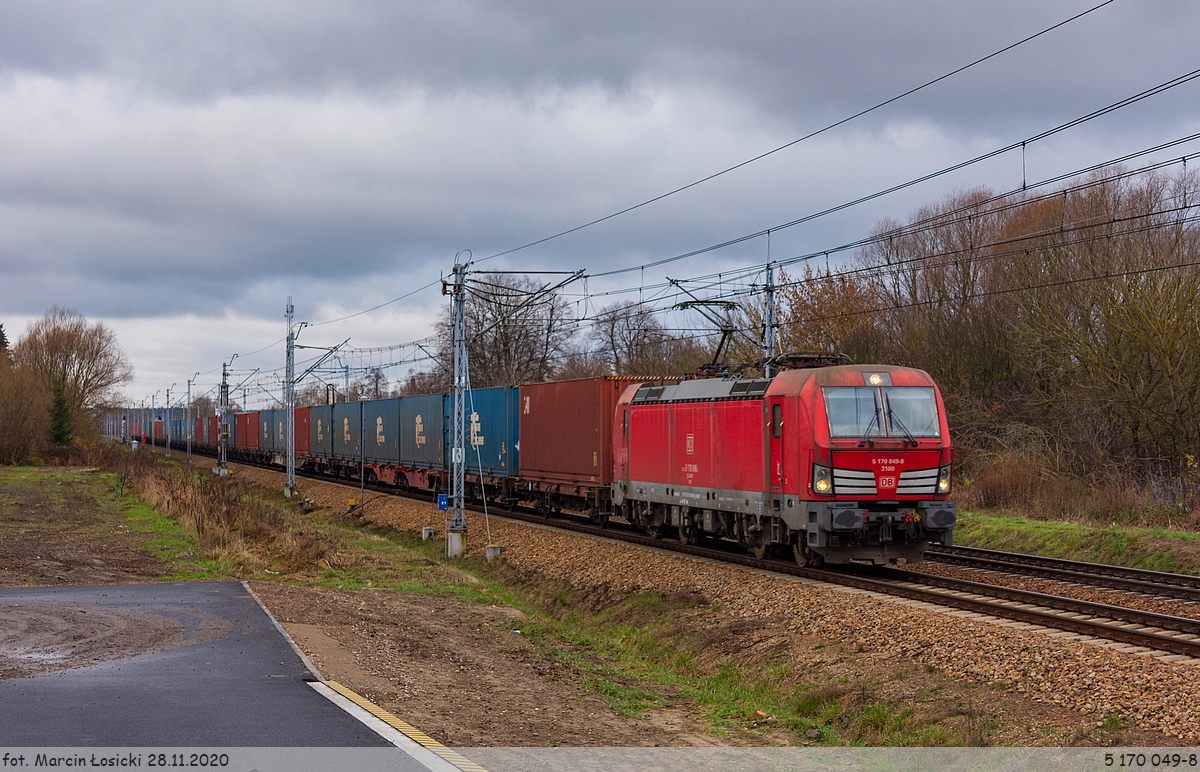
<box><xmin>446</xmin><ymin>259</ymin><xmax>469</xmax><ymax>558</ymax></box>
<box><xmin>285</xmin><ymin>297</ymin><xmax>297</xmax><ymax>498</ymax></box>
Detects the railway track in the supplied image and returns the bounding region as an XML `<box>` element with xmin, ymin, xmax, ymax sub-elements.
<box><xmin>156</xmin><ymin>442</ymin><xmax>1200</xmax><ymax>660</ymax></box>
<box><xmin>926</xmin><ymin>544</ymin><xmax>1200</xmax><ymax>603</ymax></box>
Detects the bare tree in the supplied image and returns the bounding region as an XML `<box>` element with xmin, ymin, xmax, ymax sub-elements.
<box><xmin>0</xmin><ymin>356</ymin><xmax>47</xmax><ymax>462</ymax></box>
<box><xmin>435</xmin><ymin>273</ymin><xmax>577</xmax><ymax>387</ymax></box>
<box><xmin>295</xmin><ymin>380</ymin><xmax>331</xmax><ymax>407</ymax></box>
<box><xmin>589</xmin><ymin>300</ymin><xmax>710</xmax><ymax>376</ymax></box>
<box><xmin>13</xmin><ymin>307</ymin><xmax>133</xmax><ymax>434</ymax></box>
<box><xmin>398</xmin><ymin>368</ymin><xmax>447</xmax><ymax>396</ymax></box>
<box><xmin>190</xmin><ymin>395</ymin><xmax>216</xmax><ymax>417</ymax></box>
<box><xmin>361</xmin><ymin>367</ymin><xmax>388</xmax><ymax>400</ymax></box>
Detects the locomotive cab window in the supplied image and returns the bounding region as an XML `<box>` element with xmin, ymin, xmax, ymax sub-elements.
<box><xmin>823</xmin><ymin>386</ymin><xmax>940</xmax><ymax>439</ymax></box>
<box><xmin>883</xmin><ymin>387</ymin><xmax>940</xmax><ymax>437</ymax></box>
<box><xmin>824</xmin><ymin>387</ymin><xmax>881</xmax><ymax>438</ymax></box>
<box><xmin>771</xmin><ymin>404</ymin><xmax>783</xmax><ymax>438</ymax></box>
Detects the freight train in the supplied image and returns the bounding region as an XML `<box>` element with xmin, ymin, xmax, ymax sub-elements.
<box><xmin>117</xmin><ymin>363</ymin><xmax>956</xmax><ymax>565</ymax></box>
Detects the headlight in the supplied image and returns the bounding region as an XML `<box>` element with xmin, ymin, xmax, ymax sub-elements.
<box><xmin>937</xmin><ymin>465</ymin><xmax>951</xmax><ymax>494</ymax></box>
<box><xmin>813</xmin><ymin>464</ymin><xmax>833</xmax><ymax>496</ymax></box>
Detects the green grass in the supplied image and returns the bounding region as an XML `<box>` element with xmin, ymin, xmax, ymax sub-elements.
<box><xmin>0</xmin><ymin>465</ymin><xmax>224</xmax><ymax>581</ymax></box>
<box><xmin>953</xmin><ymin>510</ymin><xmax>1200</xmax><ymax>575</ymax></box>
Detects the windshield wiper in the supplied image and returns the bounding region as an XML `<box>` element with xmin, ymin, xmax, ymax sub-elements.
<box><xmin>857</xmin><ymin>408</ymin><xmax>880</xmax><ymax>448</ymax></box>
<box><xmin>884</xmin><ymin>393</ymin><xmax>918</xmax><ymax>448</ymax></box>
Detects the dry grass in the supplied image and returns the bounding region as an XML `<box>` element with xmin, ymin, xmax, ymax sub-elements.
<box><xmin>959</xmin><ymin>452</ymin><xmax>1200</xmax><ymax>530</ymax></box>
<box><xmin>77</xmin><ymin>443</ymin><xmax>332</xmax><ymax>573</ymax></box>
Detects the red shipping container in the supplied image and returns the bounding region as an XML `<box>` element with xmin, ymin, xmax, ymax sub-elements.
<box><xmin>153</xmin><ymin>420</ymin><xmax>163</xmax><ymax>440</ymax></box>
<box><xmin>519</xmin><ymin>377</ymin><xmax>639</xmax><ymax>486</ymax></box>
<box><xmin>236</xmin><ymin>412</ymin><xmax>260</xmax><ymax>450</ymax></box>
<box><xmin>295</xmin><ymin>407</ymin><xmax>310</xmax><ymax>455</ymax></box>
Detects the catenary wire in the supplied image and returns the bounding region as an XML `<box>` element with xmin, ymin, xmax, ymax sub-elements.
<box><xmin>473</xmin><ymin>1</ymin><xmax>1117</xmax><ymax>265</ymax></box>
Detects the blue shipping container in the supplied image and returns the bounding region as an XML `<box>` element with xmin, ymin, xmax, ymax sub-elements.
<box><xmin>259</xmin><ymin>409</ymin><xmax>277</xmax><ymax>453</ymax></box>
<box><xmin>310</xmin><ymin>405</ymin><xmax>333</xmax><ymax>458</ymax></box>
<box><xmin>221</xmin><ymin>412</ymin><xmax>236</xmax><ymax>448</ymax></box>
<box><xmin>273</xmin><ymin>410</ymin><xmax>286</xmax><ymax>452</ymax></box>
<box><xmin>399</xmin><ymin>393</ymin><xmax>444</xmax><ymax>469</ymax></box>
<box><xmin>443</xmin><ymin>386</ymin><xmax>520</xmax><ymax>478</ymax></box>
<box><xmin>332</xmin><ymin>402</ymin><xmax>362</xmax><ymax>461</ymax></box>
<box><xmin>362</xmin><ymin>398</ymin><xmax>400</xmax><ymax>464</ymax></box>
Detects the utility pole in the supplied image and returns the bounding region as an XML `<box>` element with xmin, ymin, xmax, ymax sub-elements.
<box><xmin>151</xmin><ymin>392</ymin><xmax>159</xmax><ymax>448</ymax></box>
<box><xmin>764</xmin><ymin>260</ymin><xmax>776</xmax><ymax>378</ymax></box>
<box><xmin>186</xmin><ymin>372</ymin><xmax>198</xmax><ymax>465</ymax></box>
<box><xmin>284</xmin><ymin>297</ymin><xmax>297</xmax><ymax>498</ymax></box>
<box><xmin>165</xmin><ymin>383</ymin><xmax>176</xmax><ymax>457</ymax></box>
<box><xmin>217</xmin><ymin>355</ymin><xmax>236</xmax><ymax>475</ymax></box>
<box><xmin>445</xmin><ymin>260</ymin><xmax>469</xmax><ymax>558</ymax></box>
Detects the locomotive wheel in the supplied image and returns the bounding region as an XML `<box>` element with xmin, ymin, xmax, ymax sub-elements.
<box><xmin>646</xmin><ymin>525</ymin><xmax>663</xmax><ymax>540</ymax></box>
<box><xmin>793</xmin><ymin>541</ymin><xmax>823</xmax><ymax>568</ymax></box>
<box><xmin>677</xmin><ymin>524</ymin><xmax>698</xmax><ymax>545</ymax></box>
<box><xmin>751</xmin><ymin>540</ymin><xmax>772</xmax><ymax>560</ymax></box>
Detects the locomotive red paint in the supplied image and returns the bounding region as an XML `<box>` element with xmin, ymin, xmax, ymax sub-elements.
<box><xmin>612</xmin><ymin>364</ymin><xmax>956</xmax><ymax>565</ymax></box>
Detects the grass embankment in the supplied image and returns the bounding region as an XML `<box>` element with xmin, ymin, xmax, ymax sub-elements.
<box><xmin>953</xmin><ymin>510</ymin><xmax>1200</xmax><ymax>576</ymax></box>
<box><xmin>76</xmin><ymin>446</ymin><xmax>996</xmax><ymax>746</ymax></box>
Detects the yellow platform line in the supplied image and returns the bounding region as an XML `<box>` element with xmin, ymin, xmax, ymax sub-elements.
<box><xmin>323</xmin><ymin>680</ymin><xmax>488</xmax><ymax>772</ymax></box>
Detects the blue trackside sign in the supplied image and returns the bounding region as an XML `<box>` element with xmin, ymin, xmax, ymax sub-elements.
<box><xmin>437</xmin><ymin>494</ymin><xmax>449</xmax><ymax>510</ymax></box>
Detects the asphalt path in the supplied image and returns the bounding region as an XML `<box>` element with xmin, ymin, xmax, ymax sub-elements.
<box><xmin>0</xmin><ymin>581</ymin><xmax>403</xmax><ymax>748</ymax></box>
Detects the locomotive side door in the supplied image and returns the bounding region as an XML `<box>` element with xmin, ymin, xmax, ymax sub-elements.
<box><xmin>769</xmin><ymin>397</ymin><xmax>784</xmax><ymax>492</ymax></box>
<box><xmin>617</xmin><ymin>407</ymin><xmax>630</xmax><ymax>480</ymax></box>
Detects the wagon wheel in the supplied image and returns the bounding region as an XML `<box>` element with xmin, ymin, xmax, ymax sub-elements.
<box><xmin>506</xmin><ymin>497</ymin><xmax>517</xmax><ymax>513</ymax></box>
<box><xmin>677</xmin><ymin>524</ymin><xmax>698</xmax><ymax>545</ymax></box>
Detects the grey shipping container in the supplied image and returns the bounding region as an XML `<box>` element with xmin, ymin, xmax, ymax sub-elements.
<box><xmin>309</xmin><ymin>405</ymin><xmax>333</xmax><ymax>458</ymax></box>
<box><xmin>332</xmin><ymin>401</ymin><xmax>363</xmax><ymax>461</ymax></box>
<box><xmin>362</xmin><ymin>398</ymin><xmax>400</xmax><ymax>464</ymax></box>
<box><xmin>399</xmin><ymin>393</ymin><xmax>444</xmax><ymax>469</ymax></box>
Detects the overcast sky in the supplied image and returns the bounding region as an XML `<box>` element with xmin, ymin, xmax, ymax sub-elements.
<box><xmin>1</xmin><ymin>0</ymin><xmax>1198</xmax><ymax>405</ymax></box>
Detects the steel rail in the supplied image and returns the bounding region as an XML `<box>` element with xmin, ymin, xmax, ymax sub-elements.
<box><xmin>927</xmin><ymin>544</ymin><xmax>1200</xmax><ymax>603</ymax></box>
<box><xmin>158</xmin><ymin>441</ymin><xmax>1200</xmax><ymax>658</ymax></box>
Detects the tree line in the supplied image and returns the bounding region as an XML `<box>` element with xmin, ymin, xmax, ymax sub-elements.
<box><xmin>388</xmin><ymin>166</ymin><xmax>1199</xmax><ymax>518</ymax></box>
<box><xmin>0</xmin><ymin>307</ymin><xmax>132</xmax><ymax>462</ymax></box>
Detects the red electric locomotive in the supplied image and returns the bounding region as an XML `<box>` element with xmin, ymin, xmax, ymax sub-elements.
<box><xmin>611</xmin><ymin>363</ymin><xmax>956</xmax><ymax>565</ymax></box>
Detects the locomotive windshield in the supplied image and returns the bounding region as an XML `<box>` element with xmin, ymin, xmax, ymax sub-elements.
<box><xmin>823</xmin><ymin>386</ymin><xmax>940</xmax><ymax>439</ymax></box>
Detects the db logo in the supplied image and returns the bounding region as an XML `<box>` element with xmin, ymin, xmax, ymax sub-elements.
<box><xmin>879</xmin><ymin>477</ymin><xmax>896</xmax><ymax>488</ymax></box>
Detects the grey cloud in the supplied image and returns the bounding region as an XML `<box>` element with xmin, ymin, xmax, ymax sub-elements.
<box><xmin>1</xmin><ymin>1</ymin><xmax>1197</xmax><ymax>131</ymax></box>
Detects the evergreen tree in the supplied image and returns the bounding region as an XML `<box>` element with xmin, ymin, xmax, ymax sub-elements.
<box><xmin>0</xmin><ymin>323</ymin><xmax>9</xmax><ymax>362</ymax></box>
<box><xmin>49</xmin><ymin>379</ymin><xmax>72</xmax><ymax>445</ymax></box>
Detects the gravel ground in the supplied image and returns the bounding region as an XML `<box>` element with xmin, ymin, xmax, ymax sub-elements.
<box><xmin>907</xmin><ymin>561</ymin><xmax>1200</xmax><ymax>621</ymax></box>
<box><xmin>237</xmin><ymin>466</ymin><xmax>1200</xmax><ymax>743</ymax></box>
